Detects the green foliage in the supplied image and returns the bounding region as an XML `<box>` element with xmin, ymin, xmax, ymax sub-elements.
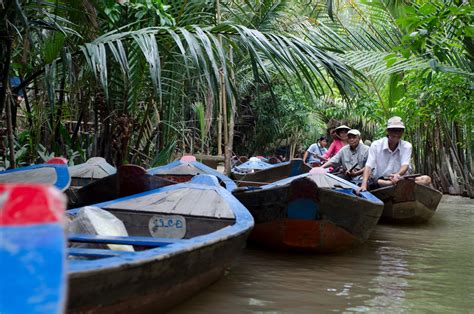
<box><xmin>397</xmin><ymin>71</ymin><xmax>473</xmax><ymax>132</ymax></box>
<box><xmin>237</xmin><ymin>82</ymin><xmax>323</xmax><ymax>154</ymax></box>
<box><xmin>395</xmin><ymin>1</ymin><xmax>473</xmax><ymax>73</ymax></box>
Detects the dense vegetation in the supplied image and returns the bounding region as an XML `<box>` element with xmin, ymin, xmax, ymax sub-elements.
<box><xmin>1</xmin><ymin>0</ymin><xmax>472</xmax><ymax>195</ymax></box>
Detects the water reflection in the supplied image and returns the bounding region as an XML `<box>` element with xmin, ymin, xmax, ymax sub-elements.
<box><xmin>170</xmin><ymin>196</ymin><xmax>474</xmax><ymax>313</ymax></box>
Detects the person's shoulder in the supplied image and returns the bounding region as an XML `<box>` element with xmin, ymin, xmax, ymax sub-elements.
<box><xmin>307</xmin><ymin>143</ymin><xmax>317</xmax><ymax>149</ymax></box>
<box><xmin>400</xmin><ymin>139</ymin><xmax>412</xmax><ymax>150</ymax></box>
<box><xmin>339</xmin><ymin>145</ymin><xmax>350</xmax><ymax>152</ymax></box>
<box><xmin>370</xmin><ymin>138</ymin><xmax>385</xmax><ymax>148</ymax></box>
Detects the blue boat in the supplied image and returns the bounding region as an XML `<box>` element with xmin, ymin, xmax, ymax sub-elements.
<box><xmin>231</xmin><ymin>156</ymin><xmax>273</xmax><ymax>175</ymax></box>
<box><xmin>233</xmin><ymin>170</ymin><xmax>384</xmax><ymax>252</ymax></box>
<box><xmin>148</xmin><ymin>156</ymin><xmax>237</xmax><ymax>191</ymax></box>
<box><xmin>66</xmin><ymin>175</ymin><xmax>253</xmax><ymax>313</ymax></box>
<box><xmin>0</xmin><ymin>184</ymin><xmax>67</xmax><ymax>314</ymax></box>
<box><xmin>0</xmin><ymin>161</ymin><xmax>71</xmax><ymax>191</ymax></box>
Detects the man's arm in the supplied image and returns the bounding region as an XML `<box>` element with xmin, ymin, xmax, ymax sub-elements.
<box><xmin>349</xmin><ymin>167</ymin><xmax>365</xmax><ymax>177</ymax></box>
<box><xmin>389</xmin><ymin>164</ymin><xmax>409</xmax><ymax>183</ymax></box>
<box><xmin>322</xmin><ymin>149</ymin><xmax>342</xmax><ymax>169</ymax></box>
<box><xmin>390</xmin><ymin>142</ymin><xmax>412</xmax><ymax>182</ymax></box>
<box><xmin>303</xmin><ymin>151</ymin><xmax>309</xmax><ymax>163</ymax></box>
<box><xmin>359</xmin><ymin>145</ymin><xmax>376</xmax><ymax>191</ymax></box>
<box><xmin>359</xmin><ymin>166</ymin><xmax>372</xmax><ymax>191</ymax></box>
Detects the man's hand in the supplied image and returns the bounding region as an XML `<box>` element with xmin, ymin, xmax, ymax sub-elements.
<box><xmin>356</xmin><ymin>182</ymin><xmax>367</xmax><ymax>195</ymax></box>
<box><xmin>389</xmin><ymin>173</ymin><xmax>401</xmax><ymax>183</ymax></box>
<box><xmin>345</xmin><ymin>169</ymin><xmax>359</xmax><ymax>177</ymax></box>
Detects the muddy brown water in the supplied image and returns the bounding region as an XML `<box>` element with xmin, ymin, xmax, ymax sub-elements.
<box><xmin>170</xmin><ymin>196</ymin><xmax>474</xmax><ymax>313</ymax></box>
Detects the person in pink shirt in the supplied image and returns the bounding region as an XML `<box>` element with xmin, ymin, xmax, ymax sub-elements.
<box><xmin>323</xmin><ymin>125</ymin><xmax>350</xmax><ymax>160</ymax></box>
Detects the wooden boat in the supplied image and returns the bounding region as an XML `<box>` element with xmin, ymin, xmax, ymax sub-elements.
<box><xmin>0</xmin><ymin>159</ymin><xmax>71</xmax><ymax>191</ymax></box>
<box><xmin>68</xmin><ymin>164</ymin><xmax>175</xmax><ymax>208</ymax></box>
<box><xmin>148</xmin><ymin>155</ymin><xmax>237</xmax><ymax>191</ymax></box>
<box><xmin>68</xmin><ymin>157</ymin><xmax>116</xmax><ymax>188</ymax></box>
<box><xmin>0</xmin><ymin>183</ymin><xmax>67</xmax><ymax>314</ymax></box>
<box><xmin>66</xmin><ymin>174</ymin><xmax>254</xmax><ymax>313</ymax></box>
<box><xmin>70</xmin><ymin>156</ymin><xmax>236</xmax><ymax>207</ymax></box>
<box><xmin>231</xmin><ymin>157</ymin><xmax>273</xmax><ymax>176</ymax></box>
<box><xmin>67</xmin><ymin>157</ymin><xmax>117</xmax><ymax>207</ymax></box>
<box><xmin>233</xmin><ymin>170</ymin><xmax>384</xmax><ymax>252</ymax></box>
<box><xmin>371</xmin><ymin>179</ymin><xmax>443</xmax><ymax>223</ymax></box>
<box><xmin>231</xmin><ymin>158</ymin><xmax>311</xmax><ymax>186</ymax></box>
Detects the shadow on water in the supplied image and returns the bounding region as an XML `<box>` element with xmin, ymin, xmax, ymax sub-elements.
<box><xmin>170</xmin><ymin>196</ymin><xmax>474</xmax><ymax>313</ymax></box>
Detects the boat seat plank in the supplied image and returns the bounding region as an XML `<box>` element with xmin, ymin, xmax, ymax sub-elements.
<box><xmin>69</xmin><ymin>234</ymin><xmax>187</xmax><ymax>247</ymax></box>
<box><xmin>68</xmin><ymin>247</ymin><xmax>135</xmax><ymax>258</ymax></box>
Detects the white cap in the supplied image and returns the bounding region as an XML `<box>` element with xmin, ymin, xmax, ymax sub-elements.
<box><xmin>348</xmin><ymin>129</ymin><xmax>361</xmax><ymax>136</ymax></box>
<box><xmin>386</xmin><ymin>116</ymin><xmax>405</xmax><ymax>129</ymax></box>
<box><xmin>335</xmin><ymin>125</ymin><xmax>350</xmax><ymax>132</ymax></box>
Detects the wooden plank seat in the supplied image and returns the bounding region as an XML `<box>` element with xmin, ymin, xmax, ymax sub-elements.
<box><xmin>69</xmin><ymin>234</ymin><xmax>187</xmax><ymax>247</ymax></box>
<box><xmin>68</xmin><ymin>247</ymin><xmax>135</xmax><ymax>258</ymax></box>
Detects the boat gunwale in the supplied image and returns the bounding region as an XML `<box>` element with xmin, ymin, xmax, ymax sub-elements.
<box><xmin>234</xmin><ymin>172</ymin><xmax>384</xmax><ymax>206</ymax></box>
<box><xmin>0</xmin><ymin>163</ymin><xmax>71</xmax><ymax>191</ymax></box>
<box><xmin>148</xmin><ymin>160</ymin><xmax>237</xmax><ymax>191</ymax></box>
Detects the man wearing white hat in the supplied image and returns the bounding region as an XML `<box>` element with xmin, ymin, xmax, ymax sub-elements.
<box><xmin>360</xmin><ymin>116</ymin><xmax>431</xmax><ymax>190</ymax></box>
<box><xmin>322</xmin><ymin>129</ymin><xmax>369</xmax><ymax>183</ymax></box>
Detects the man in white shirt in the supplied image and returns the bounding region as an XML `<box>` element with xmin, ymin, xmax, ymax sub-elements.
<box><xmin>360</xmin><ymin>116</ymin><xmax>431</xmax><ymax>191</ymax></box>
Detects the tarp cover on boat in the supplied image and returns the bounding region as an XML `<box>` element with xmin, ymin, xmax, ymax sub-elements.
<box><xmin>68</xmin><ymin>157</ymin><xmax>116</xmax><ymax>179</ymax></box>
<box><xmin>104</xmin><ymin>187</ymin><xmax>235</xmax><ymax>219</ymax></box>
<box><xmin>233</xmin><ymin>157</ymin><xmax>272</xmax><ymax>173</ymax></box>
<box><xmin>264</xmin><ymin>173</ymin><xmax>354</xmax><ymax>189</ymax></box>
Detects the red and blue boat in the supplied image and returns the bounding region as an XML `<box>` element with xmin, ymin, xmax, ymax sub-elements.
<box><xmin>233</xmin><ymin>170</ymin><xmax>384</xmax><ymax>252</ymax></box>
<box><xmin>0</xmin><ymin>184</ymin><xmax>67</xmax><ymax>314</ymax></box>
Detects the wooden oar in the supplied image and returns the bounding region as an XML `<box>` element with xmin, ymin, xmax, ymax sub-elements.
<box><xmin>235</xmin><ymin>180</ymin><xmax>271</xmax><ymax>186</ymax></box>
<box><xmin>347</xmin><ymin>163</ymin><xmax>359</xmax><ymax>173</ymax></box>
<box><xmin>382</xmin><ymin>173</ymin><xmax>422</xmax><ymax>180</ymax></box>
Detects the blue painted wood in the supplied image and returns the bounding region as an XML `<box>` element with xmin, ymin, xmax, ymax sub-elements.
<box><xmin>289</xmin><ymin>159</ymin><xmax>304</xmax><ymax>177</ymax></box>
<box><xmin>287</xmin><ymin>199</ymin><xmax>319</xmax><ymax>219</ymax></box>
<box><xmin>68</xmin><ymin>247</ymin><xmax>135</xmax><ymax>258</ymax></box>
<box><xmin>67</xmin><ymin>174</ymin><xmax>254</xmax><ymax>273</ymax></box>
<box><xmin>69</xmin><ymin>234</ymin><xmax>187</xmax><ymax>247</ymax></box>
<box><xmin>148</xmin><ymin>159</ymin><xmax>237</xmax><ymax>191</ymax></box>
<box><xmin>0</xmin><ymin>163</ymin><xmax>71</xmax><ymax>191</ymax></box>
<box><xmin>0</xmin><ymin>223</ymin><xmax>66</xmax><ymax>314</ymax></box>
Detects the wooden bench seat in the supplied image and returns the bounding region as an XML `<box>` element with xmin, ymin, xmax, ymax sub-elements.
<box><xmin>68</xmin><ymin>247</ymin><xmax>135</xmax><ymax>258</ymax></box>
<box><xmin>68</xmin><ymin>234</ymin><xmax>187</xmax><ymax>247</ymax></box>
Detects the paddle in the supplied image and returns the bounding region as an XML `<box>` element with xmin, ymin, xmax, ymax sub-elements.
<box><xmin>382</xmin><ymin>173</ymin><xmax>422</xmax><ymax>180</ymax></box>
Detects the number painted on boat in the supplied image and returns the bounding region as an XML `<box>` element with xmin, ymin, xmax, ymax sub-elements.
<box><xmin>148</xmin><ymin>215</ymin><xmax>186</xmax><ymax>239</ymax></box>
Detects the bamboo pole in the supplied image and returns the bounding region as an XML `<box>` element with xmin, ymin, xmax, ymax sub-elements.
<box><xmin>224</xmin><ymin>48</ymin><xmax>236</xmax><ymax>175</ymax></box>
<box><xmin>5</xmin><ymin>95</ymin><xmax>15</xmax><ymax>168</ymax></box>
<box><xmin>216</xmin><ymin>0</ymin><xmax>223</xmax><ymax>156</ymax></box>
<box><xmin>0</xmin><ymin>37</ymin><xmax>12</xmax><ymax>118</ymax></box>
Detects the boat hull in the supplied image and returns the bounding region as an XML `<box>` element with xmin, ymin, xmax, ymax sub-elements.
<box><xmin>67</xmin><ymin>231</ymin><xmax>249</xmax><ymax>313</ymax></box>
<box><xmin>234</xmin><ymin>176</ymin><xmax>383</xmax><ymax>252</ymax></box>
<box><xmin>67</xmin><ymin>175</ymin><xmax>254</xmax><ymax>313</ymax></box>
<box><xmin>231</xmin><ymin>159</ymin><xmax>311</xmax><ymax>186</ymax></box>
<box><xmin>371</xmin><ymin>179</ymin><xmax>443</xmax><ymax>224</ymax></box>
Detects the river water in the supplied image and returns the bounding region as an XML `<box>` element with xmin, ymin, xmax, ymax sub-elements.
<box><xmin>171</xmin><ymin>196</ymin><xmax>474</xmax><ymax>313</ymax></box>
